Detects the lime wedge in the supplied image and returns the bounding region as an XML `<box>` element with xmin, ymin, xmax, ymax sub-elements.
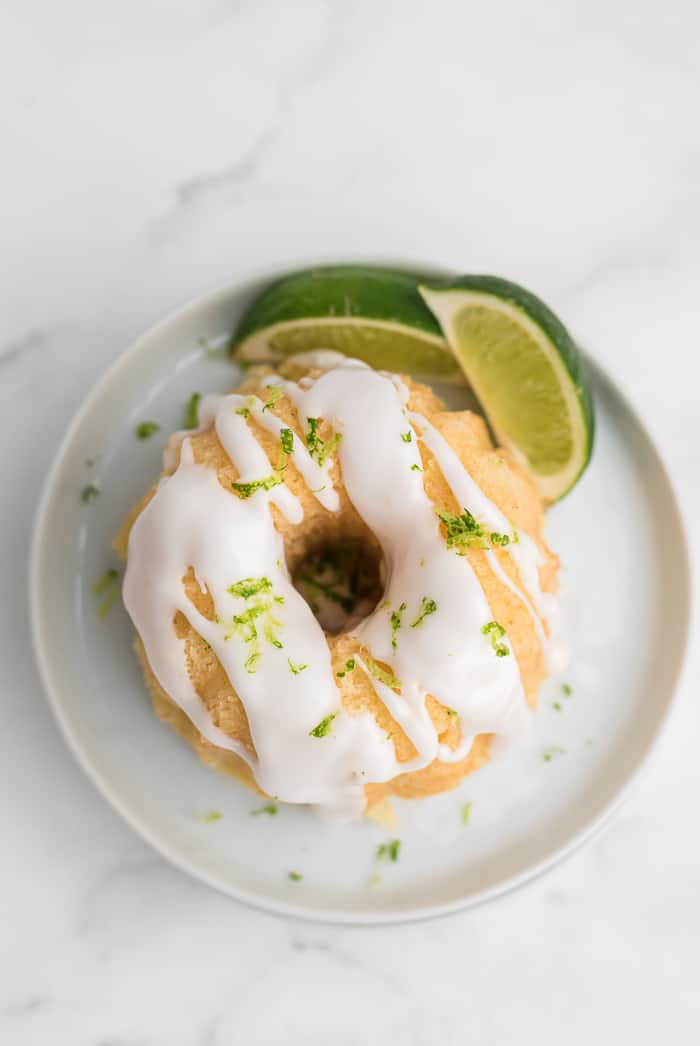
<box><xmin>231</xmin><ymin>266</ymin><xmax>462</xmax><ymax>383</ymax></box>
<box><xmin>419</xmin><ymin>276</ymin><xmax>594</xmax><ymax>502</ymax></box>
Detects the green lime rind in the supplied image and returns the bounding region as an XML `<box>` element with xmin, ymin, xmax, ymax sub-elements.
<box><xmin>234</xmin><ymin>266</ymin><xmax>444</xmax><ymax>340</ymax></box>
<box><xmin>419</xmin><ymin>275</ymin><xmax>594</xmax><ymax>502</ymax></box>
<box><xmin>230</xmin><ymin>265</ymin><xmax>462</xmax><ymax>382</ymax></box>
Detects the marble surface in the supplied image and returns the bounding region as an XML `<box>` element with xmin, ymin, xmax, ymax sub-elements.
<box><xmin>2</xmin><ymin>1</ymin><xmax>699</xmax><ymax>1042</ymax></box>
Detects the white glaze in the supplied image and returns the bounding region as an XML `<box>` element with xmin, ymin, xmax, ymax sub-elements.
<box><xmin>123</xmin><ymin>359</ymin><xmax>557</xmax><ymax>818</ymax></box>
<box><xmin>412</xmin><ymin>413</ymin><xmax>562</xmax><ymax>667</ymax></box>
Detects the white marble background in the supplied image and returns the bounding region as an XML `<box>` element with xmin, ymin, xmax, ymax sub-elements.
<box><xmin>2</xmin><ymin>1</ymin><xmax>700</xmax><ymax>1042</ymax></box>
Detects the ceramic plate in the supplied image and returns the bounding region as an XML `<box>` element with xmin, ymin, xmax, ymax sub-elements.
<box><xmin>30</xmin><ymin>265</ymin><xmax>690</xmax><ymax>924</ymax></box>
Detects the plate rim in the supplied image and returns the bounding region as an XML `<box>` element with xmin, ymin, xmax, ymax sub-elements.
<box><xmin>29</xmin><ymin>263</ymin><xmax>693</xmax><ymax>925</ymax></box>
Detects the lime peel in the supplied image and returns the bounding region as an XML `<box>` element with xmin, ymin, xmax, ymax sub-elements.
<box><xmin>418</xmin><ymin>277</ymin><xmax>594</xmax><ymax>502</ymax></box>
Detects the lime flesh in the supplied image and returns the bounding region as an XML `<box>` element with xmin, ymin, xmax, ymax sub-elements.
<box><xmin>238</xmin><ymin>317</ymin><xmax>461</xmax><ymax>382</ymax></box>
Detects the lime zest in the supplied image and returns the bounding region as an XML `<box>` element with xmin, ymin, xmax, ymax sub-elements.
<box><xmin>135</xmin><ymin>420</ymin><xmax>160</xmax><ymax>440</ymax></box>
<box><xmin>244</xmin><ymin>651</ymin><xmax>261</xmax><ymax>674</ymax></box>
<box><xmin>481</xmin><ymin>620</ymin><xmax>509</xmax><ymax>657</ymax></box>
<box><xmin>411</xmin><ymin>597</ymin><xmax>437</xmax><ymax>628</ymax></box>
<box><xmin>251</xmin><ymin>802</ymin><xmax>278</xmax><ymax>816</ymax></box>
<box><xmin>335</xmin><ymin>658</ymin><xmax>356</xmax><ymax>679</ymax></box>
<box><xmin>184</xmin><ymin>392</ymin><xmax>202</xmax><ymax>430</ymax></box>
<box><xmin>198</xmin><ymin>810</ymin><xmax>222</xmax><ymax>824</ymax></box>
<box><xmin>376</xmin><ymin>839</ymin><xmax>401</xmax><ymax>862</ymax></box>
<box><xmin>81</xmin><ymin>484</ymin><xmax>100</xmax><ymax>503</ymax></box>
<box><xmin>231</xmin><ymin>474</ymin><xmax>283</xmax><ymax>499</ymax></box>
<box><xmin>280</xmin><ymin>427</ymin><xmax>294</xmax><ymax>455</ymax></box>
<box><xmin>309</xmin><ymin>713</ymin><xmax>337</xmax><ymax>738</ymax></box>
<box><xmin>437</xmin><ymin>508</ymin><xmax>488</xmax><ymax>551</ymax></box>
<box><xmin>262</xmin><ymin>385</ymin><xmax>284</xmax><ymax>412</ymax></box>
<box><xmin>93</xmin><ymin>568</ymin><xmax>120</xmax><ymax>619</ymax></box>
<box><xmin>390</xmin><ymin>602</ymin><xmax>407</xmax><ymax>651</ymax></box>
<box><xmin>228</xmin><ymin>577</ymin><xmax>273</xmax><ymax>599</ymax></box>
<box><xmin>306</xmin><ymin>417</ymin><xmax>343</xmax><ymax>466</ymax></box>
<box><xmin>364</xmin><ymin>656</ymin><xmax>401</xmax><ymax>691</ymax></box>
<box><xmin>93</xmin><ymin>568</ymin><xmax>119</xmax><ymax>597</ymax></box>
<box><xmin>235</xmin><ymin>396</ymin><xmax>256</xmax><ymax>418</ymax></box>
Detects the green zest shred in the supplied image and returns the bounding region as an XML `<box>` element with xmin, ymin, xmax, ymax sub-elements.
<box><xmin>94</xmin><ymin>569</ymin><xmax>119</xmax><ymax>596</ymax></box>
<box><xmin>263</xmin><ymin>616</ymin><xmax>284</xmax><ymax>649</ymax></box>
<box><xmin>288</xmin><ymin>871</ymin><xmax>303</xmax><ymax>882</ymax></box>
<box><xmin>364</xmin><ymin>656</ymin><xmax>401</xmax><ymax>691</ymax></box>
<box><xmin>97</xmin><ymin>588</ymin><xmax>119</xmax><ymax>620</ymax></box>
<box><xmin>376</xmin><ymin>839</ymin><xmax>401</xmax><ymax>862</ymax></box>
<box><xmin>224</xmin><ymin>574</ymin><xmax>285</xmax><ymax>664</ymax></box>
<box><xmin>184</xmin><ymin>392</ymin><xmax>202</xmax><ymax>429</ymax></box>
<box><xmin>274</xmin><ymin>427</ymin><xmax>294</xmax><ymax>473</ymax></box>
<box><xmin>543</xmin><ymin>746</ymin><xmax>566</xmax><ymax>762</ymax></box>
<box><xmin>481</xmin><ymin>620</ymin><xmax>509</xmax><ymax>657</ymax></box>
<box><xmin>390</xmin><ymin>602</ymin><xmax>407</xmax><ymax>651</ymax></box>
<box><xmin>410</xmin><ymin>463</ymin><xmax>423</xmax><ymax>472</ymax></box>
<box><xmin>228</xmin><ymin>604</ymin><xmax>266</xmax><ymax>643</ymax></box>
<box><xmin>561</xmin><ymin>682</ymin><xmax>573</xmax><ymax>696</ymax></box>
<box><xmin>309</xmin><ymin>713</ymin><xmax>337</xmax><ymax>738</ymax></box>
<box><xmin>401</xmin><ymin>430</ymin><xmax>412</xmax><ymax>443</ymax></box>
<box><xmin>93</xmin><ymin>568</ymin><xmax>120</xmax><ymax>619</ymax></box>
<box><xmin>319</xmin><ymin>432</ymin><xmax>343</xmax><ymax>464</ymax></box>
<box><xmin>288</xmin><ymin>658</ymin><xmax>309</xmax><ymax>675</ymax></box>
<box><xmin>244</xmin><ymin>651</ymin><xmax>261</xmax><ymax>674</ymax></box>
<box><xmin>306</xmin><ymin>416</ymin><xmax>321</xmax><ymax>457</ymax></box>
<box><xmin>251</xmin><ymin>802</ymin><xmax>278</xmax><ymax>816</ymax></box>
<box><xmin>461</xmin><ymin>802</ymin><xmax>473</xmax><ymax>826</ymax></box>
<box><xmin>280</xmin><ymin>427</ymin><xmax>294</xmax><ymax>455</ymax></box>
<box><xmin>235</xmin><ymin>396</ymin><xmax>255</xmax><ymax>418</ymax></box>
<box><xmin>411</xmin><ymin>597</ymin><xmax>437</xmax><ymax>628</ymax></box>
<box><xmin>262</xmin><ymin>385</ymin><xmax>284</xmax><ymax>412</ymax></box>
<box><xmin>336</xmin><ymin>658</ymin><xmax>356</xmax><ymax>679</ymax></box>
<box><xmin>135</xmin><ymin>420</ymin><xmax>160</xmax><ymax>440</ymax></box>
<box><xmin>232</xmin><ymin>474</ymin><xmax>283</xmax><ymax>498</ymax></box>
<box><xmin>228</xmin><ymin>577</ymin><xmax>273</xmax><ymax>599</ymax></box>
<box><xmin>306</xmin><ymin>416</ymin><xmax>343</xmax><ymax>466</ymax></box>
<box><xmin>81</xmin><ymin>484</ymin><xmax>99</xmax><ymax>503</ymax></box>
<box><xmin>437</xmin><ymin>507</ymin><xmax>488</xmax><ymax>551</ymax></box>
<box><xmin>199</xmin><ymin>810</ymin><xmax>222</xmax><ymax>823</ymax></box>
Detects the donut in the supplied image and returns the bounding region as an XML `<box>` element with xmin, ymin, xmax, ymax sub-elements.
<box><xmin>114</xmin><ymin>355</ymin><xmax>560</xmax><ymax>820</ymax></box>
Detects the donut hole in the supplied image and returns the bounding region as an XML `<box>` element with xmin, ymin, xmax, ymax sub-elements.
<box><xmin>292</xmin><ymin>538</ymin><xmax>385</xmax><ymax>635</ymax></box>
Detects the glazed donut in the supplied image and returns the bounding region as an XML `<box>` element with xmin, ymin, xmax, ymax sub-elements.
<box><xmin>115</xmin><ymin>356</ymin><xmax>559</xmax><ymax>819</ymax></box>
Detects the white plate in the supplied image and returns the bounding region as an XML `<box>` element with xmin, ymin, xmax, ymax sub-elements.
<box><xmin>30</xmin><ymin>266</ymin><xmax>690</xmax><ymax>924</ymax></box>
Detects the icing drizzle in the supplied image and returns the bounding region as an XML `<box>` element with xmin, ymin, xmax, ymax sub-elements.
<box><xmin>123</xmin><ymin>358</ymin><xmax>557</xmax><ymax>819</ymax></box>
